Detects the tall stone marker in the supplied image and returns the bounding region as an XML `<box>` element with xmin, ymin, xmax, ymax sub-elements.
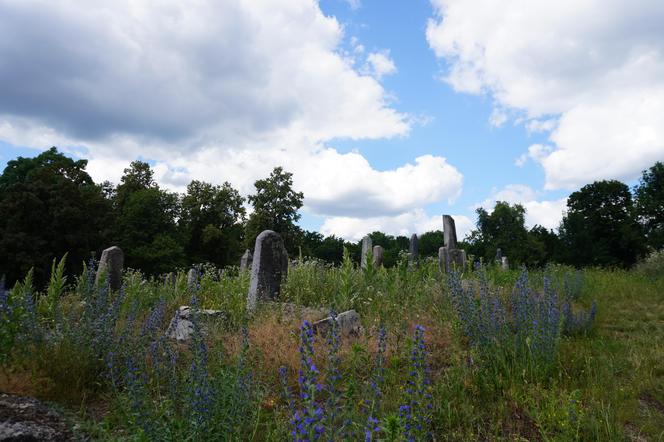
<box><xmin>441</xmin><ymin>215</ymin><xmax>466</xmax><ymax>272</ymax></box>
<box><xmin>408</xmin><ymin>234</ymin><xmax>419</xmax><ymax>267</ymax></box>
<box><xmin>96</xmin><ymin>246</ymin><xmax>124</xmax><ymax>291</ymax></box>
<box><xmin>495</xmin><ymin>248</ymin><xmax>502</xmax><ymax>262</ymax></box>
<box><xmin>373</xmin><ymin>245</ymin><xmax>384</xmax><ymax>267</ymax></box>
<box><xmin>361</xmin><ymin>235</ymin><xmax>373</xmax><ymax>269</ymax></box>
<box><xmin>247</xmin><ymin>230</ymin><xmax>289</xmax><ymax>312</ymax></box>
<box><xmin>501</xmin><ymin>256</ymin><xmax>509</xmax><ymax>271</ymax></box>
<box><xmin>187</xmin><ymin>267</ymin><xmax>199</xmax><ymax>288</ymax></box>
<box><xmin>443</xmin><ymin>215</ymin><xmax>458</xmax><ymax>250</ymax></box>
<box><xmin>240</xmin><ymin>249</ymin><xmax>253</xmax><ymax>272</ymax></box>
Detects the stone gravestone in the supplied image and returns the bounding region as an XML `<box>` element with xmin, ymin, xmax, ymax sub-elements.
<box><xmin>95</xmin><ymin>246</ymin><xmax>124</xmax><ymax>291</ymax></box>
<box><xmin>443</xmin><ymin>215</ymin><xmax>458</xmax><ymax>249</ymax></box>
<box><xmin>501</xmin><ymin>256</ymin><xmax>509</xmax><ymax>271</ymax></box>
<box><xmin>408</xmin><ymin>233</ymin><xmax>419</xmax><ymax>268</ymax></box>
<box><xmin>247</xmin><ymin>230</ymin><xmax>289</xmax><ymax>312</ymax></box>
<box><xmin>373</xmin><ymin>245</ymin><xmax>384</xmax><ymax>267</ymax></box>
<box><xmin>495</xmin><ymin>248</ymin><xmax>502</xmax><ymax>263</ymax></box>
<box><xmin>441</xmin><ymin>215</ymin><xmax>466</xmax><ymax>272</ymax></box>
<box><xmin>240</xmin><ymin>249</ymin><xmax>253</xmax><ymax>272</ymax></box>
<box><xmin>438</xmin><ymin>246</ymin><xmax>448</xmax><ymax>272</ymax></box>
<box><xmin>361</xmin><ymin>235</ymin><xmax>373</xmax><ymax>269</ymax></box>
<box><xmin>187</xmin><ymin>267</ymin><xmax>199</xmax><ymax>289</ymax></box>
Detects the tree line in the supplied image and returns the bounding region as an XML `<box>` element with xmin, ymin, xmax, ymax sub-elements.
<box><xmin>0</xmin><ymin>147</ymin><xmax>661</xmax><ymax>286</ymax></box>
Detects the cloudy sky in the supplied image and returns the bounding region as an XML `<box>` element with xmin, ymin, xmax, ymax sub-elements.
<box><xmin>1</xmin><ymin>0</ymin><xmax>662</xmax><ymax>241</ymax></box>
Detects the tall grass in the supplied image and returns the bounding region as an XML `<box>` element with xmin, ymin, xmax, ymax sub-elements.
<box><xmin>0</xmin><ymin>257</ymin><xmax>662</xmax><ymax>440</ymax></box>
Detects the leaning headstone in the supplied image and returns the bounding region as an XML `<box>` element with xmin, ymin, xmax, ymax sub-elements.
<box><xmin>95</xmin><ymin>246</ymin><xmax>124</xmax><ymax>291</ymax></box>
<box><xmin>312</xmin><ymin>310</ymin><xmax>362</xmax><ymax>338</ymax></box>
<box><xmin>0</xmin><ymin>393</ymin><xmax>73</xmax><ymax>441</ymax></box>
<box><xmin>240</xmin><ymin>249</ymin><xmax>253</xmax><ymax>272</ymax></box>
<box><xmin>187</xmin><ymin>267</ymin><xmax>199</xmax><ymax>288</ymax></box>
<box><xmin>361</xmin><ymin>235</ymin><xmax>373</xmax><ymax>269</ymax></box>
<box><xmin>247</xmin><ymin>230</ymin><xmax>289</xmax><ymax>312</ymax></box>
<box><xmin>408</xmin><ymin>233</ymin><xmax>419</xmax><ymax>267</ymax></box>
<box><xmin>443</xmin><ymin>215</ymin><xmax>458</xmax><ymax>249</ymax></box>
<box><xmin>372</xmin><ymin>245</ymin><xmax>384</xmax><ymax>267</ymax></box>
<box><xmin>501</xmin><ymin>256</ymin><xmax>509</xmax><ymax>271</ymax></box>
<box><xmin>495</xmin><ymin>248</ymin><xmax>502</xmax><ymax>262</ymax></box>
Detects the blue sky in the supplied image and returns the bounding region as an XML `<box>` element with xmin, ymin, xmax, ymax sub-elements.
<box><xmin>1</xmin><ymin>0</ymin><xmax>662</xmax><ymax>240</ymax></box>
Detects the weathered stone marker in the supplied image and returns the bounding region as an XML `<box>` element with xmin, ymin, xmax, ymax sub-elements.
<box><xmin>496</xmin><ymin>248</ymin><xmax>502</xmax><ymax>262</ymax></box>
<box><xmin>361</xmin><ymin>235</ymin><xmax>373</xmax><ymax>269</ymax></box>
<box><xmin>408</xmin><ymin>233</ymin><xmax>419</xmax><ymax>267</ymax></box>
<box><xmin>373</xmin><ymin>245</ymin><xmax>384</xmax><ymax>267</ymax></box>
<box><xmin>441</xmin><ymin>215</ymin><xmax>466</xmax><ymax>272</ymax></box>
<box><xmin>438</xmin><ymin>246</ymin><xmax>448</xmax><ymax>272</ymax></box>
<box><xmin>95</xmin><ymin>246</ymin><xmax>124</xmax><ymax>291</ymax></box>
<box><xmin>247</xmin><ymin>230</ymin><xmax>289</xmax><ymax>312</ymax></box>
<box><xmin>312</xmin><ymin>310</ymin><xmax>362</xmax><ymax>338</ymax></box>
<box><xmin>443</xmin><ymin>215</ymin><xmax>458</xmax><ymax>250</ymax></box>
<box><xmin>240</xmin><ymin>249</ymin><xmax>253</xmax><ymax>272</ymax></box>
<box><xmin>187</xmin><ymin>267</ymin><xmax>199</xmax><ymax>288</ymax></box>
<box><xmin>501</xmin><ymin>256</ymin><xmax>509</xmax><ymax>271</ymax></box>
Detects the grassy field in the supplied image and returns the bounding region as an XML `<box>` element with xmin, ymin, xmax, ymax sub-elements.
<box><xmin>1</xmin><ymin>255</ymin><xmax>663</xmax><ymax>441</ymax></box>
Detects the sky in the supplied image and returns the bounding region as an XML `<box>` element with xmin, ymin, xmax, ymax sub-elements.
<box><xmin>0</xmin><ymin>0</ymin><xmax>662</xmax><ymax>241</ymax></box>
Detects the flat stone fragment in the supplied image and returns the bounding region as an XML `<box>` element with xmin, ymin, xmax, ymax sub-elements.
<box><xmin>247</xmin><ymin>230</ymin><xmax>289</xmax><ymax>312</ymax></box>
<box><xmin>240</xmin><ymin>249</ymin><xmax>253</xmax><ymax>272</ymax></box>
<box><xmin>361</xmin><ymin>235</ymin><xmax>372</xmax><ymax>269</ymax></box>
<box><xmin>372</xmin><ymin>245</ymin><xmax>384</xmax><ymax>267</ymax></box>
<box><xmin>166</xmin><ymin>306</ymin><xmax>226</xmax><ymax>341</ymax></box>
<box><xmin>0</xmin><ymin>393</ymin><xmax>73</xmax><ymax>441</ymax></box>
<box><xmin>95</xmin><ymin>246</ymin><xmax>124</xmax><ymax>291</ymax></box>
<box><xmin>312</xmin><ymin>310</ymin><xmax>362</xmax><ymax>338</ymax></box>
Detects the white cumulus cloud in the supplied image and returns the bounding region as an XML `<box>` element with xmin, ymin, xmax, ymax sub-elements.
<box><xmin>364</xmin><ymin>50</ymin><xmax>397</xmax><ymax>80</ymax></box>
<box><xmin>0</xmin><ymin>0</ymin><xmax>466</xmax><ymax>231</ymax></box>
<box><xmin>427</xmin><ymin>0</ymin><xmax>664</xmax><ymax>189</ymax></box>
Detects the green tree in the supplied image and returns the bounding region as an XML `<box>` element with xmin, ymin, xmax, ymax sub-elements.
<box><xmin>559</xmin><ymin>180</ymin><xmax>645</xmax><ymax>267</ymax></box>
<box><xmin>635</xmin><ymin>161</ymin><xmax>664</xmax><ymax>250</ymax></box>
<box><xmin>113</xmin><ymin>162</ymin><xmax>185</xmax><ymax>275</ymax></box>
<box><xmin>245</xmin><ymin>167</ymin><xmax>304</xmax><ymax>253</ymax></box>
<box><xmin>180</xmin><ymin>180</ymin><xmax>246</xmax><ymax>267</ymax></box>
<box><xmin>467</xmin><ymin>202</ymin><xmax>531</xmax><ymax>265</ymax></box>
<box><xmin>418</xmin><ymin>230</ymin><xmax>444</xmax><ymax>258</ymax></box>
<box><xmin>0</xmin><ymin>147</ymin><xmax>112</xmax><ymax>285</ymax></box>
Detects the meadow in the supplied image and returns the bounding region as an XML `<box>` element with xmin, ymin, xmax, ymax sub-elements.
<box><xmin>1</xmin><ymin>254</ymin><xmax>663</xmax><ymax>441</ymax></box>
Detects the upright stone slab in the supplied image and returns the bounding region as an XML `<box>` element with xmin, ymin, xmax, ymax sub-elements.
<box><xmin>95</xmin><ymin>246</ymin><xmax>124</xmax><ymax>291</ymax></box>
<box><xmin>408</xmin><ymin>234</ymin><xmax>419</xmax><ymax>267</ymax></box>
<box><xmin>495</xmin><ymin>248</ymin><xmax>502</xmax><ymax>262</ymax></box>
<box><xmin>247</xmin><ymin>230</ymin><xmax>289</xmax><ymax>312</ymax></box>
<box><xmin>372</xmin><ymin>245</ymin><xmax>384</xmax><ymax>267</ymax></box>
<box><xmin>361</xmin><ymin>235</ymin><xmax>373</xmax><ymax>269</ymax></box>
<box><xmin>438</xmin><ymin>246</ymin><xmax>449</xmax><ymax>272</ymax></box>
<box><xmin>442</xmin><ymin>215</ymin><xmax>458</xmax><ymax>249</ymax></box>
<box><xmin>187</xmin><ymin>267</ymin><xmax>199</xmax><ymax>288</ymax></box>
<box><xmin>240</xmin><ymin>249</ymin><xmax>253</xmax><ymax>272</ymax></box>
<box><xmin>501</xmin><ymin>256</ymin><xmax>509</xmax><ymax>271</ymax></box>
